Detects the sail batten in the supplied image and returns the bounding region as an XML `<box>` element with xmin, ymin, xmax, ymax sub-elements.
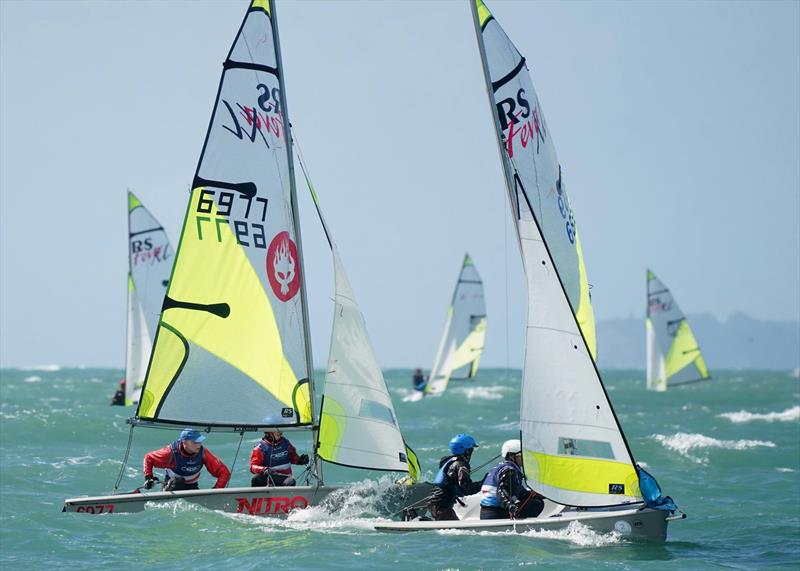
<box><xmin>472</xmin><ymin>0</ymin><xmax>641</xmax><ymax>507</ymax></box>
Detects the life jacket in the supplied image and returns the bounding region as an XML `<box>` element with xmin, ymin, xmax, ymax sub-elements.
<box><xmin>256</xmin><ymin>437</ymin><xmax>292</xmax><ymax>476</ymax></box>
<box><xmin>480</xmin><ymin>460</ymin><xmax>520</xmax><ymax>507</ymax></box>
<box><xmin>433</xmin><ymin>456</ymin><xmax>461</xmax><ymax>497</ymax></box>
<box><xmin>166</xmin><ymin>440</ymin><xmax>205</xmax><ymax>485</ymax></box>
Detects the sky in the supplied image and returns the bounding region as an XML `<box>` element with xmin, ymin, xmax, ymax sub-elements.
<box><xmin>1</xmin><ymin>0</ymin><xmax>798</xmax><ymax>369</ymax></box>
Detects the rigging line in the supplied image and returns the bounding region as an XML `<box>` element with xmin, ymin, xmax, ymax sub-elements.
<box><xmin>229</xmin><ymin>430</ymin><xmax>246</xmax><ymax>478</ymax></box>
<box><xmin>112</xmin><ymin>424</ymin><xmax>136</xmax><ymax>493</ymax></box>
<box><xmin>504</xmin><ymin>149</ymin><xmax>511</xmax><ymax>381</ymax></box>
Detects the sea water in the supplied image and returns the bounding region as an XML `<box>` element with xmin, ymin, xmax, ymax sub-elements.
<box><xmin>1</xmin><ymin>368</ymin><xmax>798</xmax><ymax>570</ymax></box>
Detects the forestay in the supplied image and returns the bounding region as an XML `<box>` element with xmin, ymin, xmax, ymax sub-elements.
<box><xmin>125</xmin><ymin>191</ymin><xmax>172</xmax><ymax>406</ymax></box>
<box><xmin>472</xmin><ymin>0</ymin><xmax>642</xmax><ymax>506</ymax></box>
<box><xmin>646</xmin><ymin>269</ymin><xmax>709</xmax><ymax>391</ymax></box>
<box><xmin>136</xmin><ymin>0</ymin><xmax>313</xmax><ymax>428</ymax></box>
<box><xmin>425</xmin><ymin>254</ymin><xmax>487</xmax><ymax>396</ymax></box>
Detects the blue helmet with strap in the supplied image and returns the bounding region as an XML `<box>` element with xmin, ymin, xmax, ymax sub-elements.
<box><xmin>449</xmin><ymin>434</ymin><xmax>478</xmax><ymax>455</ymax></box>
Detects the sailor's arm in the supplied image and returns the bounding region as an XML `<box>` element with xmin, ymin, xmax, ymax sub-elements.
<box><xmin>249</xmin><ymin>447</ymin><xmax>266</xmax><ymax>475</ymax></box>
<box><xmin>143</xmin><ymin>445</ymin><xmax>173</xmax><ymax>478</ymax></box>
<box><xmin>203</xmin><ymin>449</ymin><xmax>231</xmax><ymax>489</ymax></box>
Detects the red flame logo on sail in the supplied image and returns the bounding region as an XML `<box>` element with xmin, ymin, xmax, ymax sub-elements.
<box><xmin>267</xmin><ymin>231</ymin><xmax>300</xmax><ymax>302</ymax></box>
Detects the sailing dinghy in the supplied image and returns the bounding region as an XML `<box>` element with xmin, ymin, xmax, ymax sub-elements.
<box><xmin>377</xmin><ymin>0</ymin><xmax>683</xmax><ymax>541</ymax></box>
<box><xmin>408</xmin><ymin>253</ymin><xmax>486</xmax><ymax>401</ymax></box>
<box><xmin>124</xmin><ymin>191</ymin><xmax>172</xmax><ymax>406</ymax></box>
<box><xmin>64</xmin><ymin>0</ymin><xmax>417</xmax><ymax>517</ymax></box>
<box><xmin>646</xmin><ymin>269</ymin><xmax>710</xmax><ymax>391</ymax></box>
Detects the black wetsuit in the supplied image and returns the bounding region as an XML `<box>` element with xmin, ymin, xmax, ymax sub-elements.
<box><xmin>428</xmin><ymin>454</ymin><xmax>482</xmax><ymax>520</ymax></box>
<box><xmin>480</xmin><ymin>461</ymin><xmax>544</xmax><ymax>520</ymax></box>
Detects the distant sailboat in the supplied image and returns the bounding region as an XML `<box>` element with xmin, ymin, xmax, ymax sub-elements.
<box><xmin>646</xmin><ymin>269</ymin><xmax>710</xmax><ymax>391</ymax></box>
<box><xmin>65</xmin><ymin>0</ymin><xmax>417</xmax><ymax>516</ymax></box>
<box><xmin>124</xmin><ymin>191</ymin><xmax>172</xmax><ymax>406</ymax></box>
<box><xmin>415</xmin><ymin>254</ymin><xmax>486</xmax><ymax>400</ymax></box>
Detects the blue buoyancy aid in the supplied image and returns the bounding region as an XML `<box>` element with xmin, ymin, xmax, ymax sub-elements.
<box><xmin>480</xmin><ymin>460</ymin><xmax>520</xmax><ymax>507</ymax></box>
<box><xmin>167</xmin><ymin>439</ymin><xmax>205</xmax><ymax>484</ymax></box>
<box><xmin>433</xmin><ymin>456</ymin><xmax>461</xmax><ymax>496</ymax></box>
<box><xmin>257</xmin><ymin>438</ymin><xmax>292</xmax><ymax>475</ymax></box>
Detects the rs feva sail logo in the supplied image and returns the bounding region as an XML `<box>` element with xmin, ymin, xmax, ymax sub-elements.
<box><xmin>267</xmin><ymin>231</ymin><xmax>300</xmax><ymax>301</ymax></box>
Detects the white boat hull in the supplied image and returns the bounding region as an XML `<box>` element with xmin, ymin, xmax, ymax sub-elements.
<box><xmin>375</xmin><ymin>505</ymin><xmax>673</xmax><ymax>542</ymax></box>
<box><xmin>63</xmin><ymin>485</ymin><xmax>342</xmax><ymax>516</ymax></box>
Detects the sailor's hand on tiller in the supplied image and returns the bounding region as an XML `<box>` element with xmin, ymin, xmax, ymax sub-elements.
<box><xmin>143</xmin><ymin>476</ymin><xmax>155</xmax><ymax>490</ymax></box>
<box><xmin>298</xmin><ymin>454</ymin><xmax>309</xmax><ymax>465</ymax></box>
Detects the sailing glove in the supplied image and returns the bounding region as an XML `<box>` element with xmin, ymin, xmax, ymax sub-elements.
<box><xmin>508</xmin><ymin>502</ymin><xmax>520</xmax><ymax>518</ymax></box>
<box><xmin>144</xmin><ymin>476</ymin><xmax>154</xmax><ymax>490</ymax></box>
<box><xmin>298</xmin><ymin>454</ymin><xmax>309</xmax><ymax>465</ymax></box>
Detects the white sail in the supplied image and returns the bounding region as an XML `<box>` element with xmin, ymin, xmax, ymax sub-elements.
<box><xmin>125</xmin><ymin>191</ymin><xmax>172</xmax><ymax>406</ymax></box>
<box><xmin>136</xmin><ymin>0</ymin><xmax>314</xmax><ymax>429</ymax></box>
<box><xmin>298</xmin><ymin>151</ymin><xmax>418</xmax><ymax>476</ymax></box>
<box><xmin>472</xmin><ymin>0</ymin><xmax>642</xmax><ymax>507</ymax></box>
<box><xmin>646</xmin><ymin>269</ymin><xmax>709</xmax><ymax>391</ymax></box>
<box><xmin>424</xmin><ymin>254</ymin><xmax>487</xmax><ymax>396</ymax></box>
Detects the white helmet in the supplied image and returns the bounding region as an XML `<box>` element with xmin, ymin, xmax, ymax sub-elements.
<box><xmin>501</xmin><ymin>439</ymin><xmax>522</xmax><ymax>458</ymax></box>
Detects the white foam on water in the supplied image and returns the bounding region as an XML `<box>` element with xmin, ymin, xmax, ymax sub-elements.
<box><xmin>458</xmin><ymin>386</ymin><xmax>505</xmax><ymax>400</ymax></box>
<box><xmin>19</xmin><ymin>364</ymin><xmax>61</xmax><ymax>372</ymax></box>
<box><xmin>776</xmin><ymin>467</ymin><xmax>795</xmax><ymax>473</ymax></box>
<box><xmin>24</xmin><ymin>375</ymin><xmax>42</xmax><ymax>383</ymax></box>
<box><xmin>520</xmin><ymin>520</ymin><xmax>622</xmax><ymax>547</ymax></box>
<box><xmin>651</xmin><ymin>432</ymin><xmax>776</xmax><ymax>464</ymax></box>
<box><xmin>434</xmin><ymin>520</ymin><xmax>620</xmax><ymax>547</ymax></box>
<box><xmin>718</xmin><ymin>406</ymin><xmax>800</xmax><ymax>423</ymax></box>
<box><xmin>53</xmin><ymin>455</ymin><xmax>94</xmax><ymax>469</ymax></box>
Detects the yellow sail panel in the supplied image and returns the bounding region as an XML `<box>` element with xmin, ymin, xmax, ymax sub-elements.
<box><xmin>250</xmin><ymin>0</ymin><xmax>270</xmax><ymax>16</ymax></box>
<box><xmin>574</xmin><ymin>232</ymin><xmax>597</xmax><ymax>359</ymax></box>
<box><xmin>525</xmin><ymin>450</ymin><xmax>641</xmax><ymax>498</ymax></box>
<box><xmin>127</xmin><ymin>191</ymin><xmax>143</xmax><ymax>212</ymax></box>
<box><xmin>140</xmin><ymin>188</ymin><xmax>310</xmax><ymax>424</ymax></box>
<box><xmin>317</xmin><ymin>397</ymin><xmax>347</xmax><ymax>462</ymax></box>
<box><xmin>665</xmin><ymin>320</ymin><xmax>707</xmax><ymax>380</ymax></box>
<box><xmin>450</xmin><ymin>317</ymin><xmax>487</xmax><ymax>371</ymax></box>
<box><xmin>138</xmin><ymin>324</ymin><xmax>188</xmax><ymax>417</ymax></box>
<box><xmin>475</xmin><ymin>0</ymin><xmax>492</xmax><ymax>28</ymax></box>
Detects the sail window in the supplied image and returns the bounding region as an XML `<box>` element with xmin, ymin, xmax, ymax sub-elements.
<box><xmin>559</xmin><ymin>437</ymin><xmax>614</xmax><ymax>460</ymax></box>
<box><xmin>358</xmin><ymin>399</ymin><xmax>397</xmax><ymax>427</ymax></box>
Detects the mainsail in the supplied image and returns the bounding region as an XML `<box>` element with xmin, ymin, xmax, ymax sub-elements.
<box><xmin>424</xmin><ymin>253</ymin><xmax>487</xmax><ymax>396</ymax></box>
<box><xmin>136</xmin><ymin>0</ymin><xmax>314</xmax><ymax>430</ymax></box>
<box><xmin>646</xmin><ymin>269</ymin><xmax>709</xmax><ymax>391</ymax></box>
<box><xmin>472</xmin><ymin>0</ymin><xmax>642</xmax><ymax>506</ymax></box>
<box><xmin>125</xmin><ymin>191</ymin><xmax>172</xmax><ymax>406</ymax></box>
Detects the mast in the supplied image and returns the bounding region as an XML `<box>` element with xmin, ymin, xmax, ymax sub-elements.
<box><xmin>270</xmin><ymin>0</ymin><xmax>323</xmax><ymax>484</ymax></box>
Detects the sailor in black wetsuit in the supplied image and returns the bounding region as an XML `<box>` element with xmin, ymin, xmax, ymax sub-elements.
<box><xmin>110</xmin><ymin>380</ymin><xmax>125</xmax><ymax>406</ymax></box>
<box><xmin>479</xmin><ymin>439</ymin><xmax>544</xmax><ymax>520</ymax></box>
<box><xmin>427</xmin><ymin>433</ymin><xmax>482</xmax><ymax>520</ymax></box>
<box><xmin>412</xmin><ymin>368</ymin><xmax>426</xmax><ymax>391</ymax></box>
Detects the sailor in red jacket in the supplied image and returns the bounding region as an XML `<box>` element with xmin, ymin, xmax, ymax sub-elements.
<box><xmin>143</xmin><ymin>429</ymin><xmax>230</xmax><ymax>491</ymax></box>
<box><xmin>250</xmin><ymin>428</ymin><xmax>309</xmax><ymax>487</ymax></box>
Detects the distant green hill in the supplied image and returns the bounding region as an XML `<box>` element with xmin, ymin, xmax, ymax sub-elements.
<box><xmin>597</xmin><ymin>313</ymin><xmax>800</xmax><ymax>370</ymax></box>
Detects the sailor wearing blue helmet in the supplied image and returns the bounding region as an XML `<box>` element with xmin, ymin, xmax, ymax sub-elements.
<box><xmin>427</xmin><ymin>434</ymin><xmax>483</xmax><ymax>520</ymax></box>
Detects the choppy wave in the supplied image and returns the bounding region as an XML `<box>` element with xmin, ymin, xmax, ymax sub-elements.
<box><xmin>458</xmin><ymin>386</ymin><xmax>505</xmax><ymax>400</ymax></box>
<box><xmin>19</xmin><ymin>365</ymin><xmax>61</xmax><ymax>372</ymax></box>
<box><xmin>718</xmin><ymin>406</ymin><xmax>800</xmax><ymax>423</ymax></box>
<box><xmin>651</xmin><ymin>432</ymin><xmax>775</xmax><ymax>464</ymax></box>
<box><xmin>24</xmin><ymin>376</ymin><xmax>42</xmax><ymax>383</ymax></box>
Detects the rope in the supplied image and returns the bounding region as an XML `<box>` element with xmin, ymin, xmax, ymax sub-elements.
<box><xmin>112</xmin><ymin>424</ymin><xmax>135</xmax><ymax>493</ymax></box>
<box><xmin>229</xmin><ymin>431</ymin><xmax>246</xmax><ymax>483</ymax></box>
